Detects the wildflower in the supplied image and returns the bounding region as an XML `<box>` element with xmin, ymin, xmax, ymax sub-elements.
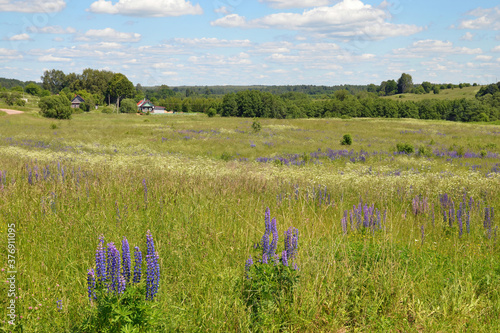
<box><xmin>106</xmin><ymin>243</ymin><xmax>121</xmax><ymax>294</ymax></box>
<box><xmin>87</xmin><ymin>269</ymin><xmax>95</xmax><ymax>301</ymax></box>
<box><xmin>146</xmin><ymin>251</ymin><xmax>160</xmax><ymax>301</ymax></box>
<box><xmin>269</xmin><ymin>218</ymin><xmax>278</xmax><ymax>258</ymax></box>
<box><xmin>122</xmin><ymin>237</ymin><xmax>131</xmax><ymax>284</ymax></box>
<box><xmin>95</xmin><ymin>236</ymin><xmax>106</xmax><ymax>285</ymax></box>
<box><xmin>245</xmin><ymin>256</ymin><xmax>253</xmax><ymax>278</ymax></box>
<box><xmin>57</xmin><ymin>300</ymin><xmax>62</xmax><ymax>311</ymax></box>
<box><xmin>133</xmin><ymin>246</ymin><xmax>142</xmax><ymax>284</ymax></box>
<box><xmin>281</xmin><ymin>250</ymin><xmax>288</xmax><ymax>266</ymax></box>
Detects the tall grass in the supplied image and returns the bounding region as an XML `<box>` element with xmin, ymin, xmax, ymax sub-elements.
<box><xmin>1</xmin><ymin>113</ymin><xmax>500</xmax><ymax>331</ymax></box>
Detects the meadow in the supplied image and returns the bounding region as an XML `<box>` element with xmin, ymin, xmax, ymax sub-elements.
<box><xmin>1</xmin><ymin>111</ymin><xmax>500</xmax><ymax>332</ymax></box>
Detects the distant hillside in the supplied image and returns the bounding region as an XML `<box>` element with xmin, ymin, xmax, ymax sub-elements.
<box><xmin>167</xmin><ymin>85</ymin><xmax>369</xmax><ymax>96</ymax></box>
<box><xmin>0</xmin><ymin>77</ymin><xmax>40</xmax><ymax>89</ymax></box>
<box><xmin>382</xmin><ymin>85</ymin><xmax>481</xmax><ymax>101</ymax></box>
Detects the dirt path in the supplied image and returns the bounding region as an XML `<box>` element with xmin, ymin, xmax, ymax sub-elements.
<box><xmin>0</xmin><ymin>108</ymin><xmax>24</xmax><ymax>115</ymax></box>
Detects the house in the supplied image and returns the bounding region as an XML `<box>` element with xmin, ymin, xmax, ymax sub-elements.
<box><xmin>137</xmin><ymin>99</ymin><xmax>155</xmax><ymax>113</ymax></box>
<box><xmin>137</xmin><ymin>99</ymin><xmax>165</xmax><ymax>113</ymax></box>
<box><xmin>71</xmin><ymin>95</ymin><xmax>85</xmax><ymax>108</ymax></box>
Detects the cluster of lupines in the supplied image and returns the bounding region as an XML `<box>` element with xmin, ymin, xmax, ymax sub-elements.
<box><xmin>484</xmin><ymin>207</ymin><xmax>495</xmax><ymax>238</ymax></box>
<box><xmin>245</xmin><ymin>208</ymin><xmax>299</xmax><ymax>277</ymax></box>
<box><xmin>411</xmin><ymin>195</ymin><xmax>429</xmax><ymax>216</ymax></box>
<box><xmin>341</xmin><ymin>200</ymin><xmax>385</xmax><ymax>234</ymax></box>
<box><xmin>87</xmin><ymin>231</ymin><xmax>160</xmax><ymax>302</ymax></box>
<box><xmin>439</xmin><ymin>193</ymin><xmax>472</xmax><ymax>237</ymax></box>
<box><xmin>277</xmin><ymin>184</ymin><xmax>334</xmax><ymax>208</ymax></box>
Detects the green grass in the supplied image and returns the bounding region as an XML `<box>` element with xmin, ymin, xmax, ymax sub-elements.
<box><xmin>383</xmin><ymin>86</ymin><xmax>481</xmax><ymax>102</ymax></box>
<box><xmin>1</xmin><ymin>113</ymin><xmax>500</xmax><ymax>331</ymax></box>
<box><xmin>0</xmin><ymin>94</ymin><xmax>41</xmax><ymax>112</ymax></box>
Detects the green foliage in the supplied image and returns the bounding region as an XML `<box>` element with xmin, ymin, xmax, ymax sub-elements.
<box><xmin>206</xmin><ymin>107</ymin><xmax>217</xmax><ymax>117</ymax></box>
<box><xmin>397</xmin><ymin>73</ymin><xmax>413</xmax><ymax>94</ymax></box>
<box><xmin>50</xmin><ymin>123</ymin><xmax>58</xmax><ymax>130</ymax></box>
<box><xmin>101</xmin><ymin>106</ymin><xmax>114</xmax><ymax>114</ymax></box>
<box><xmin>220</xmin><ymin>152</ymin><xmax>232</xmax><ymax>161</ymax></box>
<box><xmin>396</xmin><ymin>142</ymin><xmax>414</xmax><ymax>154</ymax></box>
<box><xmin>433</xmin><ymin>85</ymin><xmax>440</xmax><ymax>94</ymax></box>
<box><xmin>79</xmin><ymin>102</ymin><xmax>90</xmax><ymax>112</ymax></box>
<box><xmin>341</xmin><ymin>133</ymin><xmax>353</xmax><ymax>145</ymax></box>
<box><xmin>120</xmin><ymin>98</ymin><xmax>137</xmax><ymax>114</ymax></box>
<box><xmin>38</xmin><ymin>95</ymin><xmax>72</xmax><ymax>119</ymax></box>
<box><xmin>25</xmin><ymin>82</ymin><xmax>42</xmax><ymax>96</ymax></box>
<box><xmin>417</xmin><ymin>145</ymin><xmax>433</xmax><ymax>157</ymax></box>
<box><xmin>251</xmin><ymin>119</ymin><xmax>262</xmax><ymax>133</ymax></box>
<box><xmin>77</xmin><ymin>283</ymin><xmax>163</xmax><ymax>333</ymax></box>
<box><xmin>242</xmin><ymin>264</ymin><xmax>299</xmax><ymax>330</ymax></box>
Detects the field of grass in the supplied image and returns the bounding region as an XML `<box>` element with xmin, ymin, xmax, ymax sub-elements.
<box><xmin>2</xmin><ymin>112</ymin><xmax>500</xmax><ymax>332</ymax></box>
<box><xmin>383</xmin><ymin>85</ymin><xmax>481</xmax><ymax>102</ymax></box>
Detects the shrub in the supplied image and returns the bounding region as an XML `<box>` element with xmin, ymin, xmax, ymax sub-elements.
<box><xmin>341</xmin><ymin>133</ymin><xmax>352</xmax><ymax>145</ymax></box>
<box><xmin>79</xmin><ymin>102</ymin><xmax>90</xmax><ymax>112</ymax></box>
<box><xmin>251</xmin><ymin>119</ymin><xmax>262</xmax><ymax>133</ymax></box>
<box><xmin>120</xmin><ymin>98</ymin><xmax>137</xmax><ymax>113</ymax></box>
<box><xmin>417</xmin><ymin>145</ymin><xmax>433</xmax><ymax>157</ymax></box>
<box><xmin>396</xmin><ymin>142</ymin><xmax>414</xmax><ymax>154</ymax></box>
<box><xmin>206</xmin><ymin>107</ymin><xmax>217</xmax><ymax>117</ymax></box>
<box><xmin>220</xmin><ymin>152</ymin><xmax>232</xmax><ymax>161</ymax></box>
<box><xmin>101</xmin><ymin>106</ymin><xmax>114</xmax><ymax>114</ymax></box>
<box><xmin>243</xmin><ymin>208</ymin><xmax>299</xmax><ymax>329</ymax></box>
<box><xmin>38</xmin><ymin>95</ymin><xmax>72</xmax><ymax>119</ymax></box>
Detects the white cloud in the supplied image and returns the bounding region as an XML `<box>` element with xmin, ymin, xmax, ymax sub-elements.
<box><xmin>78</xmin><ymin>42</ymin><xmax>125</xmax><ymax>50</ymax></box>
<box><xmin>211</xmin><ymin>0</ymin><xmax>423</xmax><ymax>40</ymax></box>
<box><xmin>458</xmin><ymin>6</ymin><xmax>500</xmax><ymax>30</ymax></box>
<box><xmin>0</xmin><ymin>0</ymin><xmax>65</xmax><ymax>13</ymax></box>
<box><xmin>492</xmin><ymin>45</ymin><xmax>500</xmax><ymax>52</ymax></box>
<box><xmin>28</xmin><ymin>26</ymin><xmax>76</xmax><ymax>34</ymax></box>
<box><xmin>476</xmin><ymin>55</ymin><xmax>493</xmax><ymax>61</ymax></box>
<box><xmin>214</xmin><ymin>6</ymin><xmax>230</xmax><ymax>15</ymax></box>
<box><xmin>0</xmin><ymin>48</ymin><xmax>20</xmax><ymax>61</ymax></box>
<box><xmin>38</xmin><ymin>55</ymin><xmax>71</xmax><ymax>62</ymax></box>
<box><xmin>188</xmin><ymin>52</ymin><xmax>252</xmax><ymax>66</ymax></box>
<box><xmin>460</xmin><ymin>32</ymin><xmax>475</xmax><ymax>41</ymax></box>
<box><xmin>393</xmin><ymin>40</ymin><xmax>482</xmax><ymax>57</ymax></box>
<box><xmin>259</xmin><ymin>0</ymin><xmax>334</xmax><ymax>9</ymax></box>
<box><xmin>88</xmin><ymin>0</ymin><xmax>203</xmax><ymax>17</ymax></box>
<box><xmin>76</xmin><ymin>28</ymin><xmax>141</xmax><ymax>42</ymax></box>
<box><xmin>7</xmin><ymin>33</ymin><xmax>31</xmax><ymax>41</ymax></box>
<box><xmin>172</xmin><ymin>37</ymin><xmax>252</xmax><ymax>48</ymax></box>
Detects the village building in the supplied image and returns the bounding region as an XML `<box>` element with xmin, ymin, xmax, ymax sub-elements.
<box><xmin>137</xmin><ymin>99</ymin><xmax>165</xmax><ymax>113</ymax></box>
<box><xmin>71</xmin><ymin>95</ymin><xmax>85</xmax><ymax>109</ymax></box>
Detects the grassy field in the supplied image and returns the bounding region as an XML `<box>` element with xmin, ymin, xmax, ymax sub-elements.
<box><xmin>1</xmin><ymin>112</ymin><xmax>500</xmax><ymax>332</ymax></box>
<box><xmin>383</xmin><ymin>85</ymin><xmax>481</xmax><ymax>102</ymax></box>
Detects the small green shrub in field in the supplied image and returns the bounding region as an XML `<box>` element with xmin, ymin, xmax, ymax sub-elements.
<box><xmin>206</xmin><ymin>107</ymin><xmax>217</xmax><ymax>117</ymax></box>
<box><xmin>101</xmin><ymin>106</ymin><xmax>114</xmax><ymax>114</ymax></box>
<box><xmin>78</xmin><ymin>232</ymin><xmax>161</xmax><ymax>332</ymax></box>
<box><xmin>341</xmin><ymin>133</ymin><xmax>352</xmax><ymax>145</ymax></box>
<box><xmin>396</xmin><ymin>142</ymin><xmax>414</xmax><ymax>154</ymax></box>
<box><xmin>417</xmin><ymin>145</ymin><xmax>433</xmax><ymax>157</ymax></box>
<box><xmin>251</xmin><ymin>119</ymin><xmax>262</xmax><ymax>133</ymax></box>
<box><xmin>38</xmin><ymin>95</ymin><xmax>72</xmax><ymax>119</ymax></box>
<box><xmin>50</xmin><ymin>123</ymin><xmax>58</xmax><ymax>130</ymax></box>
<box><xmin>220</xmin><ymin>152</ymin><xmax>232</xmax><ymax>161</ymax></box>
<box><xmin>243</xmin><ymin>208</ymin><xmax>299</xmax><ymax>330</ymax></box>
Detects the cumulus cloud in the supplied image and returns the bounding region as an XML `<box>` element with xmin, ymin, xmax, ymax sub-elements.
<box><xmin>27</xmin><ymin>26</ymin><xmax>76</xmax><ymax>34</ymax></box>
<box><xmin>475</xmin><ymin>55</ymin><xmax>493</xmax><ymax>61</ymax></box>
<box><xmin>0</xmin><ymin>48</ymin><xmax>20</xmax><ymax>61</ymax></box>
<box><xmin>38</xmin><ymin>54</ymin><xmax>71</xmax><ymax>62</ymax></box>
<box><xmin>492</xmin><ymin>45</ymin><xmax>500</xmax><ymax>52</ymax></box>
<box><xmin>172</xmin><ymin>37</ymin><xmax>252</xmax><ymax>48</ymax></box>
<box><xmin>6</xmin><ymin>33</ymin><xmax>31</xmax><ymax>41</ymax></box>
<box><xmin>211</xmin><ymin>0</ymin><xmax>423</xmax><ymax>40</ymax></box>
<box><xmin>458</xmin><ymin>6</ymin><xmax>500</xmax><ymax>30</ymax></box>
<box><xmin>259</xmin><ymin>0</ymin><xmax>334</xmax><ymax>9</ymax></box>
<box><xmin>75</xmin><ymin>28</ymin><xmax>141</xmax><ymax>42</ymax></box>
<box><xmin>88</xmin><ymin>0</ymin><xmax>203</xmax><ymax>17</ymax></box>
<box><xmin>460</xmin><ymin>32</ymin><xmax>475</xmax><ymax>41</ymax></box>
<box><xmin>393</xmin><ymin>40</ymin><xmax>482</xmax><ymax>57</ymax></box>
<box><xmin>0</xmin><ymin>0</ymin><xmax>65</xmax><ymax>13</ymax></box>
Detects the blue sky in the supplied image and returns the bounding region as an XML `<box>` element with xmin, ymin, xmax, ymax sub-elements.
<box><xmin>0</xmin><ymin>0</ymin><xmax>499</xmax><ymax>86</ymax></box>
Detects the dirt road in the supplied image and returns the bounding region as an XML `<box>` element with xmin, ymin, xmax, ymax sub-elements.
<box><xmin>0</xmin><ymin>108</ymin><xmax>24</xmax><ymax>115</ymax></box>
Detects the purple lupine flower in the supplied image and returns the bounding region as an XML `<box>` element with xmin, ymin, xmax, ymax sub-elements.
<box><xmin>118</xmin><ymin>274</ymin><xmax>126</xmax><ymax>294</ymax></box>
<box><xmin>421</xmin><ymin>225</ymin><xmax>425</xmax><ymax>245</ymax></box>
<box><xmin>341</xmin><ymin>210</ymin><xmax>348</xmax><ymax>234</ymax></box>
<box><xmin>95</xmin><ymin>236</ymin><xmax>106</xmax><ymax>285</ymax></box>
<box><xmin>245</xmin><ymin>256</ymin><xmax>253</xmax><ymax>279</ymax></box>
<box><xmin>122</xmin><ymin>237</ymin><xmax>131</xmax><ymax>284</ymax></box>
<box><xmin>466</xmin><ymin>209</ymin><xmax>470</xmax><ymax>234</ymax></box>
<box><xmin>146</xmin><ymin>251</ymin><xmax>160</xmax><ymax>301</ymax></box>
<box><xmin>106</xmin><ymin>243</ymin><xmax>121</xmax><ymax>294</ymax></box>
<box><xmin>87</xmin><ymin>269</ymin><xmax>95</xmax><ymax>301</ymax></box>
<box><xmin>133</xmin><ymin>246</ymin><xmax>142</xmax><ymax>284</ymax></box>
<box><xmin>282</xmin><ymin>250</ymin><xmax>288</xmax><ymax>266</ymax></box>
<box><xmin>262</xmin><ymin>253</ymin><xmax>268</xmax><ymax>264</ymax></box>
<box><xmin>56</xmin><ymin>299</ymin><xmax>62</xmax><ymax>311</ymax></box>
<box><xmin>458</xmin><ymin>203</ymin><xmax>463</xmax><ymax>238</ymax></box>
<box><xmin>146</xmin><ymin>230</ymin><xmax>156</xmax><ymax>257</ymax></box>
<box><xmin>269</xmin><ymin>218</ymin><xmax>278</xmax><ymax>258</ymax></box>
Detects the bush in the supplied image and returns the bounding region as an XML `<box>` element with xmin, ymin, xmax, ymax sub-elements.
<box><xmin>396</xmin><ymin>142</ymin><xmax>414</xmax><ymax>154</ymax></box>
<box><xmin>38</xmin><ymin>95</ymin><xmax>72</xmax><ymax>119</ymax></box>
<box><xmin>341</xmin><ymin>133</ymin><xmax>352</xmax><ymax>145</ymax></box>
<box><xmin>101</xmin><ymin>106</ymin><xmax>114</xmax><ymax>114</ymax></box>
<box><xmin>79</xmin><ymin>102</ymin><xmax>90</xmax><ymax>112</ymax></box>
<box><xmin>206</xmin><ymin>107</ymin><xmax>217</xmax><ymax>117</ymax></box>
<box><xmin>251</xmin><ymin>119</ymin><xmax>262</xmax><ymax>133</ymax></box>
<box><xmin>120</xmin><ymin>98</ymin><xmax>137</xmax><ymax>113</ymax></box>
<box><xmin>417</xmin><ymin>145</ymin><xmax>433</xmax><ymax>157</ymax></box>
